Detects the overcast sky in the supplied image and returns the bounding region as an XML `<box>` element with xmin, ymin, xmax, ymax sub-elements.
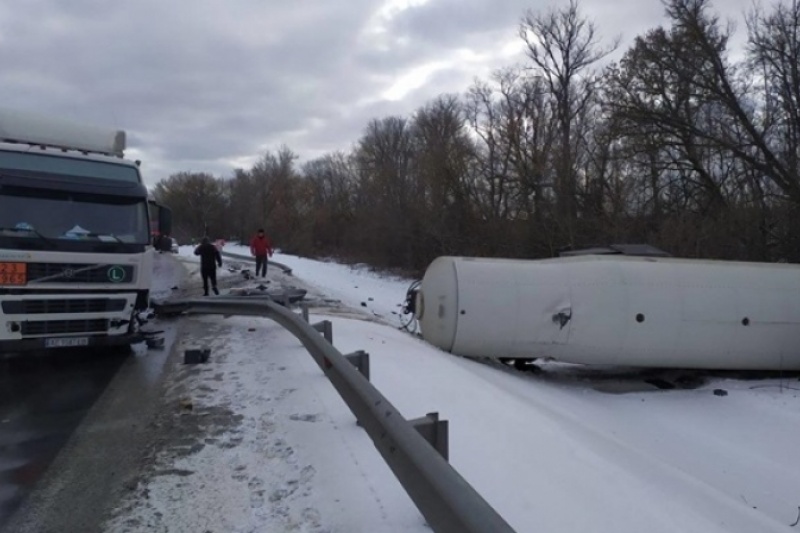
<box><xmin>0</xmin><ymin>0</ymin><xmax>753</xmax><ymax>186</ymax></box>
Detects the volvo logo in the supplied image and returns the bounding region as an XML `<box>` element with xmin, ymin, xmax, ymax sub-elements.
<box><xmin>62</xmin><ymin>268</ymin><xmax>76</xmax><ymax>278</ymax></box>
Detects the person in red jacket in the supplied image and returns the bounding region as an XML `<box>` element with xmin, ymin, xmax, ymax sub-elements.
<box><xmin>249</xmin><ymin>228</ymin><xmax>273</xmax><ymax>277</ymax></box>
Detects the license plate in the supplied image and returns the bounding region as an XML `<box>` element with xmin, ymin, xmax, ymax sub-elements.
<box><xmin>45</xmin><ymin>337</ymin><xmax>89</xmax><ymax>348</ymax></box>
<box><xmin>0</xmin><ymin>262</ymin><xmax>26</xmax><ymax>285</ymax></box>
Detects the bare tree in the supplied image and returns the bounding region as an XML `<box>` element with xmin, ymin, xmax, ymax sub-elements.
<box><xmin>409</xmin><ymin>95</ymin><xmax>479</xmax><ymax>262</ymax></box>
<box><xmin>352</xmin><ymin>116</ymin><xmax>415</xmax><ymax>266</ymax></box>
<box><xmin>302</xmin><ymin>152</ymin><xmax>358</xmax><ymax>254</ymax></box>
<box><xmin>520</xmin><ymin>0</ymin><xmax>618</xmax><ymax>245</ymax></box>
<box><xmin>152</xmin><ymin>172</ymin><xmax>226</xmax><ymax>240</ymax></box>
<box><xmin>465</xmin><ymin>78</ymin><xmax>516</xmax><ymax>230</ymax></box>
<box><xmin>747</xmin><ymin>0</ymin><xmax>800</xmax><ymax>198</ymax></box>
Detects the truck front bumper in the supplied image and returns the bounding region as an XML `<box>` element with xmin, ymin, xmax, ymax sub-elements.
<box><xmin>0</xmin><ymin>292</ymin><xmax>144</xmax><ymax>355</ymax></box>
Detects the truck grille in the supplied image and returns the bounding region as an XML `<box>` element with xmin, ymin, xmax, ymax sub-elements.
<box><xmin>21</xmin><ymin>319</ymin><xmax>109</xmax><ymax>336</ymax></box>
<box><xmin>1</xmin><ymin>298</ymin><xmax>127</xmax><ymax>315</ymax></box>
<box><xmin>27</xmin><ymin>263</ymin><xmax>134</xmax><ymax>284</ymax></box>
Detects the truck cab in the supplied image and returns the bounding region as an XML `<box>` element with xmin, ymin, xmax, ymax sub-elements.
<box><xmin>0</xmin><ymin>108</ymin><xmax>170</xmax><ymax>354</ymax></box>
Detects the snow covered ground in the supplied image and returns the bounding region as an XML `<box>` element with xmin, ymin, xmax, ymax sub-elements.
<box><xmin>106</xmin><ymin>245</ymin><xmax>800</xmax><ymax>532</ymax></box>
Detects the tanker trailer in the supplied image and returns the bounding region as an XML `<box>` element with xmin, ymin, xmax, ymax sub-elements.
<box><xmin>414</xmin><ymin>255</ymin><xmax>800</xmax><ymax>370</ymax></box>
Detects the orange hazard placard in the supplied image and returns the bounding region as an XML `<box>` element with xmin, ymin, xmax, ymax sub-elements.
<box><xmin>0</xmin><ymin>262</ymin><xmax>27</xmax><ymax>285</ymax></box>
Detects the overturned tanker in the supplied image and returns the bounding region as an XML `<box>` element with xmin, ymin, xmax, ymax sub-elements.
<box><xmin>414</xmin><ymin>254</ymin><xmax>800</xmax><ymax>371</ymax></box>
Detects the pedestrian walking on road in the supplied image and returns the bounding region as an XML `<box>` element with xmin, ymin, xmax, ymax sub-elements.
<box><xmin>194</xmin><ymin>237</ymin><xmax>223</xmax><ymax>296</ymax></box>
<box><xmin>250</xmin><ymin>228</ymin><xmax>273</xmax><ymax>278</ymax></box>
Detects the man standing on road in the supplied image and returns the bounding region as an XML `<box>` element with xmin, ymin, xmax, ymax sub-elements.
<box><xmin>250</xmin><ymin>228</ymin><xmax>273</xmax><ymax>278</ymax></box>
<box><xmin>194</xmin><ymin>237</ymin><xmax>223</xmax><ymax>295</ymax></box>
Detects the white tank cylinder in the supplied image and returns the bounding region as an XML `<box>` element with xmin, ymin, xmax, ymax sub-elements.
<box><xmin>416</xmin><ymin>255</ymin><xmax>800</xmax><ymax>370</ymax></box>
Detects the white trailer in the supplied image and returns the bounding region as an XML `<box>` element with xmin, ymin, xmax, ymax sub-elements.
<box><xmin>415</xmin><ymin>254</ymin><xmax>800</xmax><ymax>370</ymax></box>
<box><xmin>0</xmin><ymin>108</ymin><xmax>170</xmax><ymax>354</ymax></box>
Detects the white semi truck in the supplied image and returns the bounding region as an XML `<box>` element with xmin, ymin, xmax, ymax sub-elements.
<box><xmin>0</xmin><ymin>108</ymin><xmax>170</xmax><ymax>355</ymax></box>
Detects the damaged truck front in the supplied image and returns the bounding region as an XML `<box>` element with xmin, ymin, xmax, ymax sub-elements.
<box><xmin>0</xmin><ymin>108</ymin><xmax>170</xmax><ymax>355</ymax></box>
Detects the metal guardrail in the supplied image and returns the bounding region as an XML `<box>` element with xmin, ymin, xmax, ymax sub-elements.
<box><xmin>219</xmin><ymin>250</ymin><xmax>293</xmax><ymax>275</ymax></box>
<box><xmin>154</xmin><ymin>297</ymin><xmax>516</xmax><ymax>533</ymax></box>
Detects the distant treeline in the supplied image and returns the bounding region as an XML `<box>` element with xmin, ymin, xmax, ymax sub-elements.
<box><xmin>152</xmin><ymin>0</ymin><xmax>800</xmax><ymax>275</ymax></box>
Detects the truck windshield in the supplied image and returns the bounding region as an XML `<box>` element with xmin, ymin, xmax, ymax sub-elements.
<box><xmin>0</xmin><ymin>188</ymin><xmax>149</xmax><ymax>244</ymax></box>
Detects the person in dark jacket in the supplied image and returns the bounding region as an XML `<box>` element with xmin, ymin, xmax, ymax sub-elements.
<box><xmin>249</xmin><ymin>228</ymin><xmax>273</xmax><ymax>278</ymax></box>
<box><xmin>194</xmin><ymin>237</ymin><xmax>222</xmax><ymax>295</ymax></box>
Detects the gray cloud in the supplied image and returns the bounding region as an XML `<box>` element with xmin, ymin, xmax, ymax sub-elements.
<box><xmin>0</xmin><ymin>0</ymin><xmax>757</xmax><ymax>186</ymax></box>
<box><xmin>390</xmin><ymin>0</ymin><xmax>528</xmax><ymax>44</ymax></box>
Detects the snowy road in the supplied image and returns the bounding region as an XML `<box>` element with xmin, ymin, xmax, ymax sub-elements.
<box><xmin>38</xmin><ymin>246</ymin><xmax>800</xmax><ymax>532</ymax></box>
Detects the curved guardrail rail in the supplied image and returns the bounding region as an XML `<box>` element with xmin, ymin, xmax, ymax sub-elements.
<box><xmin>219</xmin><ymin>250</ymin><xmax>293</xmax><ymax>275</ymax></box>
<box><xmin>154</xmin><ymin>297</ymin><xmax>516</xmax><ymax>533</ymax></box>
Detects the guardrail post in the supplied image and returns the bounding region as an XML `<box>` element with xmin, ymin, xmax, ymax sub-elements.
<box><xmin>344</xmin><ymin>350</ymin><xmax>370</xmax><ymax>381</ymax></box>
<box><xmin>408</xmin><ymin>412</ymin><xmax>449</xmax><ymax>461</ymax></box>
<box><xmin>312</xmin><ymin>320</ymin><xmax>333</xmax><ymax>344</ymax></box>
<box><xmin>301</xmin><ymin>303</ymin><xmax>310</xmax><ymax>323</ymax></box>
